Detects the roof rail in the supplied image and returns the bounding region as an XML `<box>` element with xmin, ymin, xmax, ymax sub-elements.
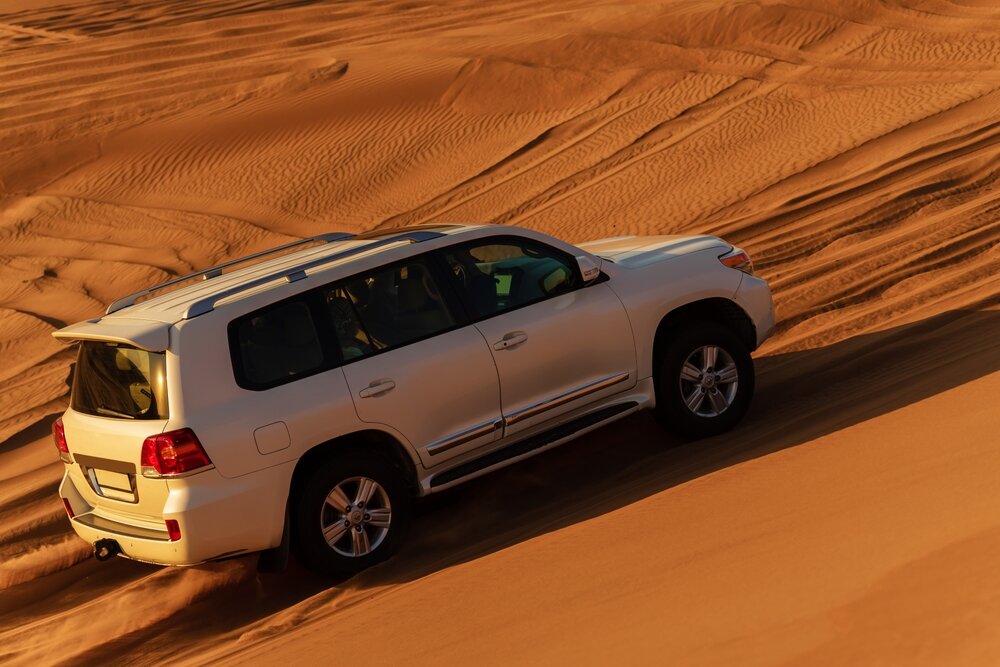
<box><xmin>181</xmin><ymin>229</ymin><xmax>445</xmax><ymax>319</ymax></box>
<box><xmin>353</xmin><ymin>224</ymin><xmax>465</xmax><ymax>240</ymax></box>
<box><xmin>105</xmin><ymin>232</ymin><xmax>355</xmax><ymax>315</ymax></box>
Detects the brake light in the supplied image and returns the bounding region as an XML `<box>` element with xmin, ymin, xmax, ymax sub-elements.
<box><xmin>140</xmin><ymin>428</ymin><xmax>212</xmax><ymax>477</ymax></box>
<box><xmin>719</xmin><ymin>247</ymin><xmax>754</xmax><ymax>275</ymax></box>
<box><xmin>62</xmin><ymin>498</ymin><xmax>75</xmax><ymax>519</ymax></box>
<box><xmin>52</xmin><ymin>417</ymin><xmax>71</xmax><ymax>463</ymax></box>
<box><xmin>165</xmin><ymin>519</ymin><xmax>181</xmax><ymax>542</ymax></box>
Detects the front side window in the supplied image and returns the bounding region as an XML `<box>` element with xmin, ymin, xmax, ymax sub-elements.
<box><xmin>73</xmin><ymin>342</ymin><xmax>168</xmax><ymax>420</ymax></box>
<box><xmin>323</xmin><ymin>258</ymin><xmax>457</xmax><ymax>361</ymax></box>
<box><xmin>440</xmin><ymin>237</ymin><xmax>581</xmax><ymax>318</ymax></box>
<box><xmin>232</xmin><ymin>300</ymin><xmax>325</xmax><ymax>389</ymax></box>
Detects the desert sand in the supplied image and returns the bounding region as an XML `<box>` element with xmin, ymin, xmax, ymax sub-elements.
<box><xmin>1</xmin><ymin>0</ymin><xmax>999</xmax><ymax>664</ymax></box>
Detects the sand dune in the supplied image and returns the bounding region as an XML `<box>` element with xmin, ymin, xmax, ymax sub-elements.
<box><xmin>1</xmin><ymin>0</ymin><xmax>998</xmax><ymax>664</ymax></box>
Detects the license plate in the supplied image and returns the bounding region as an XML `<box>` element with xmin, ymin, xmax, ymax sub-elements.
<box><xmin>94</xmin><ymin>469</ymin><xmax>132</xmax><ymax>493</ymax></box>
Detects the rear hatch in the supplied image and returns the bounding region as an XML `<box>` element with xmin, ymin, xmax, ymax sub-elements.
<box><xmin>61</xmin><ymin>341</ymin><xmax>171</xmax><ymax>522</ymax></box>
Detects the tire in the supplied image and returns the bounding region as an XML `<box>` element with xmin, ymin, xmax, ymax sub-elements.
<box><xmin>291</xmin><ymin>451</ymin><xmax>412</xmax><ymax>578</ymax></box>
<box><xmin>653</xmin><ymin>321</ymin><xmax>755</xmax><ymax>439</ymax></box>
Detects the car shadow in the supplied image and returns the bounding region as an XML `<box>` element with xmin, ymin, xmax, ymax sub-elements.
<box><xmin>383</xmin><ymin>307</ymin><xmax>1000</xmax><ymax>585</ymax></box>
<box><xmin>73</xmin><ymin>308</ymin><xmax>1000</xmax><ymax>661</ymax></box>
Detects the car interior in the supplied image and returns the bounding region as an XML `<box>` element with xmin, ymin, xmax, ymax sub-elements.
<box><xmin>444</xmin><ymin>241</ymin><xmax>578</xmax><ymax>317</ymax></box>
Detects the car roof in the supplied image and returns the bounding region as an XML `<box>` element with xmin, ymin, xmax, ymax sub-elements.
<box><xmin>100</xmin><ymin>223</ymin><xmax>487</xmax><ymax>326</ymax></box>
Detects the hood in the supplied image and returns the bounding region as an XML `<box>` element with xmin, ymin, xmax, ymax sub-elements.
<box><xmin>578</xmin><ymin>234</ymin><xmax>728</xmax><ymax>266</ymax></box>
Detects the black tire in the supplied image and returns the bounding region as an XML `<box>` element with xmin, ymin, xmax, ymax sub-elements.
<box><xmin>292</xmin><ymin>452</ymin><xmax>411</xmax><ymax>578</ymax></box>
<box><xmin>653</xmin><ymin>321</ymin><xmax>755</xmax><ymax>439</ymax></box>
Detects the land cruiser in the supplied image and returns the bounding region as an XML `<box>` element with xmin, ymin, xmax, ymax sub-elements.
<box><xmin>52</xmin><ymin>224</ymin><xmax>774</xmax><ymax>576</ymax></box>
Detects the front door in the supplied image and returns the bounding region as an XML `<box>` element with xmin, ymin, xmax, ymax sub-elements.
<box><xmin>438</xmin><ymin>236</ymin><xmax>636</xmax><ymax>437</ymax></box>
<box><xmin>322</xmin><ymin>255</ymin><xmax>502</xmax><ymax>467</ymax></box>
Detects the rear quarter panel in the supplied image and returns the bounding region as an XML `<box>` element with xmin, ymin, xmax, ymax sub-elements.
<box><xmin>168</xmin><ymin>311</ymin><xmax>368</xmax><ymax>481</ymax></box>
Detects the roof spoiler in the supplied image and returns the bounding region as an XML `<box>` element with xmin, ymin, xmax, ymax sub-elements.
<box><xmin>52</xmin><ymin>318</ymin><xmax>171</xmax><ymax>352</ymax></box>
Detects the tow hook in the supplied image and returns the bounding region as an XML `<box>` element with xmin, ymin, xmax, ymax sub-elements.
<box><xmin>94</xmin><ymin>538</ymin><xmax>121</xmax><ymax>562</ymax></box>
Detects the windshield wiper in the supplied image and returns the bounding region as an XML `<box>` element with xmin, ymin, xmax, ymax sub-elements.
<box><xmin>96</xmin><ymin>406</ymin><xmax>135</xmax><ymax>419</ymax></box>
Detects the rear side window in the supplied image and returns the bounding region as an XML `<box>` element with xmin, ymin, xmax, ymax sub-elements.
<box><xmin>232</xmin><ymin>300</ymin><xmax>325</xmax><ymax>389</ymax></box>
<box><xmin>73</xmin><ymin>342</ymin><xmax>168</xmax><ymax>420</ymax></box>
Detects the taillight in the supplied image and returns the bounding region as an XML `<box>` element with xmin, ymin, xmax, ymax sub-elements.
<box><xmin>719</xmin><ymin>247</ymin><xmax>754</xmax><ymax>275</ymax></box>
<box><xmin>165</xmin><ymin>519</ymin><xmax>181</xmax><ymax>542</ymax></box>
<box><xmin>140</xmin><ymin>428</ymin><xmax>213</xmax><ymax>477</ymax></box>
<box><xmin>62</xmin><ymin>498</ymin><xmax>75</xmax><ymax>519</ymax></box>
<box><xmin>52</xmin><ymin>417</ymin><xmax>72</xmax><ymax>463</ymax></box>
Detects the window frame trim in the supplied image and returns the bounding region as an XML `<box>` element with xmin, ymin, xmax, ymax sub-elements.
<box><xmin>431</xmin><ymin>234</ymin><xmax>601</xmax><ymax>325</ymax></box>
<box><xmin>319</xmin><ymin>251</ymin><xmax>472</xmax><ymax>369</ymax></box>
<box><xmin>227</xmin><ymin>250</ymin><xmax>473</xmax><ymax>390</ymax></box>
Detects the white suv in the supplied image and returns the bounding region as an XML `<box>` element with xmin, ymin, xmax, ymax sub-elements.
<box><xmin>52</xmin><ymin>224</ymin><xmax>774</xmax><ymax>576</ymax></box>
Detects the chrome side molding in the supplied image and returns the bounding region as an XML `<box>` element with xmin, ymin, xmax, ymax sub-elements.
<box><xmin>427</xmin><ymin>372</ymin><xmax>631</xmax><ymax>457</ymax></box>
<box><xmin>426</xmin><ymin>419</ymin><xmax>503</xmax><ymax>456</ymax></box>
<box><xmin>505</xmin><ymin>372</ymin><xmax>631</xmax><ymax>426</ymax></box>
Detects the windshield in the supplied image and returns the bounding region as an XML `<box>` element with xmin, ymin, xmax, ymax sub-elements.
<box><xmin>72</xmin><ymin>341</ymin><xmax>169</xmax><ymax>420</ymax></box>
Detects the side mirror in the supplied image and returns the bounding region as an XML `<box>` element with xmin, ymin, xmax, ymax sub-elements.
<box><xmin>576</xmin><ymin>255</ymin><xmax>601</xmax><ymax>283</ymax></box>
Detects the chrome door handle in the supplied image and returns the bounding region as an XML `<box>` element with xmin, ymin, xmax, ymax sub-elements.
<box><xmin>493</xmin><ymin>332</ymin><xmax>528</xmax><ymax>351</ymax></box>
<box><xmin>359</xmin><ymin>379</ymin><xmax>395</xmax><ymax>398</ymax></box>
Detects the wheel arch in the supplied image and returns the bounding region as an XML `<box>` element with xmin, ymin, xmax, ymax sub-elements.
<box><xmin>652</xmin><ymin>297</ymin><xmax>757</xmax><ymax>374</ymax></box>
<box><xmin>289</xmin><ymin>429</ymin><xmax>420</xmax><ymax>504</ymax></box>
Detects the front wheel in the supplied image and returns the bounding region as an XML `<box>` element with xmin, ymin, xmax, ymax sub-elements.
<box><xmin>292</xmin><ymin>452</ymin><xmax>411</xmax><ymax>578</ymax></box>
<box><xmin>653</xmin><ymin>321</ymin><xmax>755</xmax><ymax>439</ymax></box>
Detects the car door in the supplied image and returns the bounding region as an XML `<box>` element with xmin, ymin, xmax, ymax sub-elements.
<box><xmin>438</xmin><ymin>235</ymin><xmax>636</xmax><ymax>438</ymax></box>
<box><xmin>321</xmin><ymin>254</ymin><xmax>502</xmax><ymax>468</ymax></box>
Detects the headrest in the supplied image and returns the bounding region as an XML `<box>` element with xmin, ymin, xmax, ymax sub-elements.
<box><xmin>397</xmin><ymin>277</ymin><xmax>428</xmax><ymax>311</ymax></box>
<box><xmin>348</xmin><ymin>279</ymin><xmax>371</xmax><ymax>306</ymax></box>
<box><xmin>328</xmin><ymin>296</ymin><xmax>359</xmax><ymax>334</ymax></box>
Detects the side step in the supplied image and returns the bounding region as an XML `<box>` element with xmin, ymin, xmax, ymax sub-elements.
<box><xmin>430</xmin><ymin>401</ymin><xmax>638</xmax><ymax>488</ymax></box>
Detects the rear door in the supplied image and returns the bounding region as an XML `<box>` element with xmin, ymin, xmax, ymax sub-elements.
<box><xmin>438</xmin><ymin>236</ymin><xmax>636</xmax><ymax>438</ymax></box>
<box><xmin>61</xmin><ymin>341</ymin><xmax>171</xmax><ymax>518</ymax></box>
<box><xmin>322</xmin><ymin>254</ymin><xmax>503</xmax><ymax>467</ymax></box>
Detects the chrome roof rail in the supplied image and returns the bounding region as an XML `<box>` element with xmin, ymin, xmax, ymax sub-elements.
<box><xmin>181</xmin><ymin>229</ymin><xmax>446</xmax><ymax>319</ymax></box>
<box><xmin>105</xmin><ymin>232</ymin><xmax>355</xmax><ymax>315</ymax></box>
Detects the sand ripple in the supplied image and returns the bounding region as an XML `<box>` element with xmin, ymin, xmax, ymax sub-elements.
<box><xmin>1</xmin><ymin>0</ymin><xmax>998</xmax><ymax>663</ymax></box>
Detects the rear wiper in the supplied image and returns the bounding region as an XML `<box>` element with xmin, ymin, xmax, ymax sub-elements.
<box><xmin>96</xmin><ymin>406</ymin><xmax>135</xmax><ymax>419</ymax></box>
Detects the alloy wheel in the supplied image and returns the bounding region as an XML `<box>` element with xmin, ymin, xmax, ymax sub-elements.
<box><xmin>678</xmin><ymin>345</ymin><xmax>739</xmax><ymax>418</ymax></box>
<box><xmin>319</xmin><ymin>476</ymin><xmax>392</xmax><ymax>557</ymax></box>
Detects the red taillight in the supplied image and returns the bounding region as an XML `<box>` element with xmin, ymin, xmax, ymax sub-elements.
<box><xmin>52</xmin><ymin>417</ymin><xmax>71</xmax><ymax>463</ymax></box>
<box><xmin>140</xmin><ymin>428</ymin><xmax>212</xmax><ymax>477</ymax></box>
<box><xmin>165</xmin><ymin>519</ymin><xmax>181</xmax><ymax>542</ymax></box>
<box><xmin>62</xmin><ymin>498</ymin><xmax>75</xmax><ymax>519</ymax></box>
<box><xmin>719</xmin><ymin>247</ymin><xmax>754</xmax><ymax>275</ymax></box>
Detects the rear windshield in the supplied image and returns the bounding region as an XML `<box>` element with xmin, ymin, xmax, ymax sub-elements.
<box><xmin>72</xmin><ymin>341</ymin><xmax>169</xmax><ymax>420</ymax></box>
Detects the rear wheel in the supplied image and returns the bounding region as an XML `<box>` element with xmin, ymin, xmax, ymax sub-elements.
<box><xmin>654</xmin><ymin>321</ymin><xmax>754</xmax><ymax>439</ymax></box>
<box><xmin>292</xmin><ymin>452</ymin><xmax>411</xmax><ymax>577</ymax></box>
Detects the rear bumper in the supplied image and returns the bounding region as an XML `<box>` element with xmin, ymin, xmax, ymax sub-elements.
<box><xmin>734</xmin><ymin>274</ymin><xmax>775</xmax><ymax>348</ymax></box>
<box><xmin>60</xmin><ymin>461</ymin><xmax>293</xmax><ymax>565</ymax></box>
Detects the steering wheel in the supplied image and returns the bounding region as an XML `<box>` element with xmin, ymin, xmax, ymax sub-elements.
<box><xmin>452</xmin><ymin>263</ymin><xmax>468</xmax><ymax>286</ymax></box>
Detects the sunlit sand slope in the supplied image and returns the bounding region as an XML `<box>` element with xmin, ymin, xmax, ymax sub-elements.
<box><xmin>0</xmin><ymin>0</ymin><xmax>998</xmax><ymax>664</ymax></box>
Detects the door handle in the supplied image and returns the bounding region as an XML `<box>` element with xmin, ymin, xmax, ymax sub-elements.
<box><xmin>359</xmin><ymin>379</ymin><xmax>395</xmax><ymax>398</ymax></box>
<box><xmin>493</xmin><ymin>332</ymin><xmax>528</xmax><ymax>351</ymax></box>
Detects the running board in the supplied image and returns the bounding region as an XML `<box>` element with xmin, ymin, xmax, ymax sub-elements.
<box><xmin>429</xmin><ymin>401</ymin><xmax>638</xmax><ymax>488</ymax></box>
